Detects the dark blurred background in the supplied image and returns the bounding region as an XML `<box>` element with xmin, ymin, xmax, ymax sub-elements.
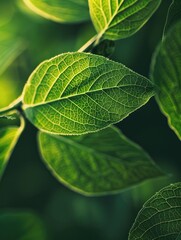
<box><xmin>0</xmin><ymin>0</ymin><xmax>180</xmax><ymax>239</ymax></box>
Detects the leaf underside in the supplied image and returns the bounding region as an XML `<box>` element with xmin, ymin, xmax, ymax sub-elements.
<box><xmin>89</xmin><ymin>0</ymin><xmax>161</xmax><ymax>40</ymax></box>
<box><xmin>38</xmin><ymin>126</ymin><xmax>163</xmax><ymax>196</ymax></box>
<box><xmin>151</xmin><ymin>21</ymin><xmax>181</xmax><ymax>140</ymax></box>
<box><xmin>23</xmin><ymin>0</ymin><xmax>90</xmax><ymax>23</ymax></box>
<box><xmin>23</xmin><ymin>52</ymin><xmax>154</xmax><ymax>135</ymax></box>
<box><xmin>129</xmin><ymin>182</ymin><xmax>181</xmax><ymax>240</ymax></box>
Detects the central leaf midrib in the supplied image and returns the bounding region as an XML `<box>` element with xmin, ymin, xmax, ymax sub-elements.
<box><xmin>23</xmin><ymin>83</ymin><xmax>150</xmax><ymax>109</ymax></box>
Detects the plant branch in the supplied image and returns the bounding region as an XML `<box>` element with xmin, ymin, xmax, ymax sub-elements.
<box><xmin>78</xmin><ymin>34</ymin><xmax>101</xmax><ymax>52</ymax></box>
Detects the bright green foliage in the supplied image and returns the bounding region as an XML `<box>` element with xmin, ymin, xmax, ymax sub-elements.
<box><xmin>23</xmin><ymin>0</ymin><xmax>90</xmax><ymax>23</ymax></box>
<box><xmin>0</xmin><ymin>112</ymin><xmax>24</xmax><ymax>178</ymax></box>
<box><xmin>164</xmin><ymin>0</ymin><xmax>181</xmax><ymax>35</ymax></box>
<box><xmin>151</xmin><ymin>21</ymin><xmax>181</xmax><ymax>140</ymax></box>
<box><xmin>89</xmin><ymin>0</ymin><xmax>161</xmax><ymax>40</ymax></box>
<box><xmin>23</xmin><ymin>52</ymin><xmax>154</xmax><ymax>135</ymax></box>
<box><xmin>38</xmin><ymin>126</ymin><xmax>163</xmax><ymax>196</ymax></box>
<box><xmin>0</xmin><ymin>37</ymin><xmax>25</xmax><ymax>76</ymax></box>
<box><xmin>0</xmin><ymin>211</ymin><xmax>47</xmax><ymax>240</ymax></box>
<box><xmin>129</xmin><ymin>182</ymin><xmax>181</xmax><ymax>240</ymax></box>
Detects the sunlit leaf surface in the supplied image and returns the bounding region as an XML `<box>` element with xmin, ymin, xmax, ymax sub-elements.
<box><xmin>23</xmin><ymin>52</ymin><xmax>154</xmax><ymax>135</ymax></box>
<box><xmin>89</xmin><ymin>0</ymin><xmax>161</xmax><ymax>40</ymax></box>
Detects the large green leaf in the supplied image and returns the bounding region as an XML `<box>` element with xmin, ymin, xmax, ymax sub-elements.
<box><xmin>23</xmin><ymin>0</ymin><xmax>90</xmax><ymax>23</ymax></box>
<box><xmin>0</xmin><ymin>36</ymin><xmax>25</xmax><ymax>76</ymax></box>
<box><xmin>0</xmin><ymin>211</ymin><xmax>47</xmax><ymax>240</ymax></box>
<box><xmin>38</xmin><ymin>126</ymin><xmax>163</xmax><ymax>196</ymax></box>
<box><xmin>129</xmin><ymin>182</ymin><xmax>181</xmax><ymax>240</ymax></box>
<box><xmin>0</xmin><ymin>111</ymin><xmax>25</xmax><ymax>178</ymax></box>
<box><xmin>22</xmin><ymin>52</ymin><xmax>154</xmax><ymax>135</ymax></box>
<box><xmin>88</xmin><ymin>0</ymin><xmax>161</xmax><ymax>40</ymax></box>
<box><xmin>151</xmin><ymin>21</ymin><xmax>181</xmax><ymax>140</ymax></box>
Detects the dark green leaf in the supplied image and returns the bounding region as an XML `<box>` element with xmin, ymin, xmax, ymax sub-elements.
<box><xmin>151</xmin><ymin>21</ymin><xmax>181</xmax><ymax>140</ymax></box>
<box><xmin>38</xmin><ymin>126</ymin><xmax>163</xmax><ymax>196</ymax></box>
<box><xmin>129</xmin><ymin>182</ymin><xmax>181</xmax><ymax>240</ymax></box>
<box><xmin>163</xmin><ymin>0</ymin><xmax>181</xmax><ymax>36</ymax></box>
<box><xmin>0</xmin><ymin>111</ymin><xmax>25</xmax><ymax>178</ymax></box>
<box><xmin>22</xmin><ymin>52</ymin><xmax>154</xmax><ymax>135</ymax></box>
<box><xmin>91</xmin><ymin>40</ymin><xmax>115</xmax><ymax>57</ymax></box>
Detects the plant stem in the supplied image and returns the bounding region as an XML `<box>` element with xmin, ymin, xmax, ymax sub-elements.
<box><xmin>0</xmin><ymin>96</ymin><xmax>22</xmax><ymax>115</ymax></box>
<box><xmin>78</xmin><ymin>35</ymin><xmax>99</xmax><ymax>52</ymax></box>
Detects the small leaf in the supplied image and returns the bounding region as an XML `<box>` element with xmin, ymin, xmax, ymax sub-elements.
<box><xmin>0</xmin><ymin>211</ymin><xmax>47</xmax><ymax>240</ymax></box>
<box><xmin>38</xmin><ymin>126</ymin><xmax>163</xmax><ymax>196</ymax></box>
<box><xmin>151</xmin><ymin>21</ymin><xmax>181</xmax><ymax>140</ymax></box>
<box><xmin>129</xmin><ymin>182</ymin><xmax>181</xmax><ymax>240</ymax></box>
<box><xmin>88</xmin><ymin>0</ymin><xmax>161</xmax><ymax>40</ymax></box>
<box><xmin>22</xmin><ymin>52</ymin><xmax>154</xmax><ymax>135</ymax></box>
<box><xmin>0</xmin><ymin>36</ymin><xmax>25</xmax><ymax>76</ymax></box>
<box><xmin>163</xmin><ymin>0</ymin><xmax>181</xmax><ymax>36</ymax></box>
<box><xmin>0</xmin><ymin>111</ymin><xmax>25</xmax><ymax>178</ymax></box>
<box><xmin>23</xmin><ymin>0</ymin><xmax>90</xmax><ymax>23</ymax></box>
<box><xmin>91</xmin><ymin>40</ymin><xmax>115</xmax><ymax>57</ymax></box>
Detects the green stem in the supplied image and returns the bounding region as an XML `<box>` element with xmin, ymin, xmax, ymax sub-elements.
<box><xmin>0</xmin><ymin>96</ymin><xmax>22</xmax><ymax>115</ymax></box>
<box><xmin>78</xmin><ymin>34</ymin><xmax>100</xmax><ymax>52</ymax></box>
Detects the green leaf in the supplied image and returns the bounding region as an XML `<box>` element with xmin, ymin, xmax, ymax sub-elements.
<box><xmin>163</xmin><ymin>0</ymin><xmax>181</xmax><ymax>36</ymax></box>
<box><xmin>22</xmin><ymin>52</ymin><xmax>154</xmax><ymax>135</ymax></box>
<box><xmin>129</xmin><ymin>182</ymin><xmax>181</xmax><ymax>240</ymax></box>
<box><xmin>0</xmin><ymin>111</ymin><xmax>25</xmax><ymax>178</ymax></box>
<box><xmin>38</xmin><ymin>126</ymin><xmax>163</xmax><ymax>196</ymax></box>
<box><xmin>88</xmin><ymin>0</ymin><xmax>161</xmax><ymax>40</ymax></box>
<box><xmin>0</xmin><ymin>36</ymin><xmax>25</xmax><ymax>76</ymax></box>
<box><xmin>151</xmin><ymin>21</ymin><xmax>181</xmax><ymax>140</ymax></box>
<box><xmin>23</xmin><ymin>0</ymin><xmax>90</xmax><ymax>23</ymax></box>
<box><xmin>0</xmin><ymin>211</ymin><xmax>47</xmax><ymax>240</ymax></box>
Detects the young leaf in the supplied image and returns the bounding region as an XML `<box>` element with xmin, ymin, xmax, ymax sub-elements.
<box><xmin>22</xmin><ymin>52</ymin><xmax>154</xmax><ymax>135</ymax></box>
<box><xmin>0</xmin><ymin>111</ymin><xmax>25</xmax><ymax>178</ymax></box>
<box><xmin>0</xmin><ymin>211</ymin><xmax>47</xmax><ymax>240</ymax></box>
<box><xmin>38</xmin><ymin>126</ymin><xmax>163</xmax><ymax>196</ymax></box>
<box><xmin>163</xmin><ymin>0</ymin><xmax>181</xmax><ymax>36</ymax></box>
<box><xmin>129</xmin><ymin>182</ymin><xmax>181</xmax><ymax>240</ymax></box>
<box><xmin>23</xmin><ymin>0</ymin><xmax>90</xmax><ymax>23</ymax></box>
<box><xmin>0</xmin><ymin>37</ymin><xmax>25</xmax><ymax>76</ymax></box>
<box><xmin>88</xmin><ymin>0</ymin><xmax>161</xmax><ymax>40</ymax></box>
<box><xmin>151</xmin><ymin>21</ymin><xmax>181</xmax><ymax>140</ymax></box>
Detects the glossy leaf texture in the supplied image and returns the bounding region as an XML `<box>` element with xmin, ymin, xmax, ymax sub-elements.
<box><xmin>23</xmin><ymin>52</ymin><xmax>154</xmax><ymax>135</ymax></box>
<box><xmin>163</xmin><ymin>0</ymin><xmax>181</xmax><ymax>36</ymax></box>
<box><xmin>0</xmin><ymin>211</ymin><xmax>47</xmax><ymax>240</ymax></box>
<box><xmin>88</xmin><ymin>0</ymin><xmax>161</xmax><ymax>40</ymax></box>
<box><xmin>38</xmin><ymin>126</ymin><xmax>163</xmax><ymax>196</ymax></box>
<box><xmin>129</xmin><ymin>182</ymin><xmax>181</xmax><ymax>240</ymax></box>
<box><xmin>23</xmin><ymin>0</ymin><xmax>90</xmax><ymax>23</ymax></box>
<box><xmin>0</xmin><ymin>112</ymin><xmax>25</xmax><ymax>178</ymax></box>
<box><xmin>151</xmin><ymin>21</ymin><xmax>181</xmax><ymax>140</ymax></box>
<box><xmin>0</xmin><ymin>36</ymin><xmax>25</xmax><ymax>76</ymax></box>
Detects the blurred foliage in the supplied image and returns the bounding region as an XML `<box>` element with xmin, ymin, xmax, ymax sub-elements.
<box><xmin>0</xmin><ymin>211</ymin><xmax>47</xmax><ymax>240</ymax></box>
<box><xmin>0</xmin><ymin>0</ymin><xmax>180</xmax><ymax>240</ymax></box>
